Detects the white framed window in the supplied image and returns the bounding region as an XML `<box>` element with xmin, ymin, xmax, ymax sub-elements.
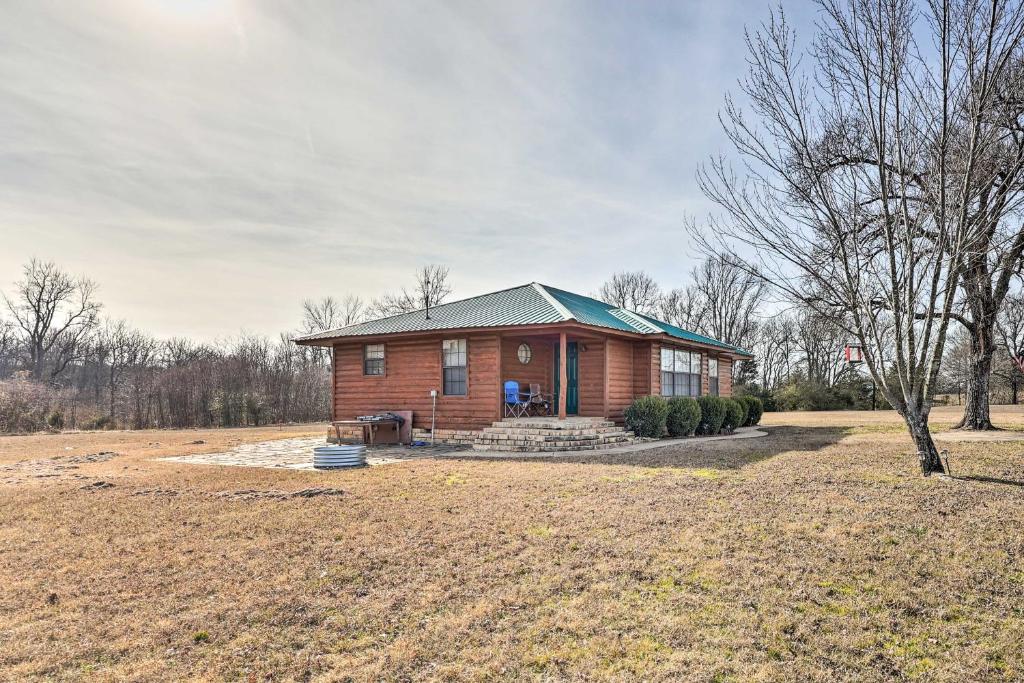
<box><xmin>660</xmin><ymin>347</ymin><xmax>701</xmax><ymax>397</ymax></box>
<box><xmin>442</xmin><ymin>339</ymin><xmax>467</xmax><ymax>395</ymax></box>
<box><xmin>363</xmin><ymin>344</ymin><xmax>385</xmax><ymax>376</ymax></box>
<box><xmin>708</xmin><ymin>357</ymin><xmax>719</xmax><ymax>396</ymax></box>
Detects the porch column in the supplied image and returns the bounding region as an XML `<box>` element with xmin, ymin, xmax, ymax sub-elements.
<box><xmin>558</xmin><ymin>332</ymin><xmax>567</xmax><ymax>420</ymax></box>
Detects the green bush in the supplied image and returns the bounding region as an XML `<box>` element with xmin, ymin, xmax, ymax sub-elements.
<box><xmin>624</xmin><ymin>395</ymin><xmax>669</xmax><ymax>438</ymax></box>
<box><xmin>738</xmin><ymin>395</ymin><xmax>763</xmax><ymax>426</ymax></box>
<box><xmin>696</xmin><ymin>395</ymin><xmax>727</xmax><ymax>435</ymax></box>
<box><xmin>81</xmin><ymin>414</ymin><xmax>116</xmax><ymax>431</ymax></box>
<box><xmin>666</xmin><ymin>397</ymin><xmax>701</xmax><ymax>437</ymax></box>
<box><xmin>736</xmin><ymin>398</ymin><xmax>750</xmax><ymax>428</ymax></box>
<box><xmin>722</xmin><ymin>399</ymin><xmax>745</xmax><ymax>433</ymax></box>
<box><xmin>46</xmin><ymin>410</ymin><xmax>65</xmax><ymax>430</ymax></box>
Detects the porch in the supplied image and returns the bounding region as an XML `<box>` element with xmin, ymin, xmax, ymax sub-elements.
<box><xmin>497</xmin><ymin>329</ymin><xmax>625</xmax><ymax>421</ymax></box>
<box><xmin>412</xmin><ymin>416</ymin><xmax>639</xmax><ymax>452</ymax></box>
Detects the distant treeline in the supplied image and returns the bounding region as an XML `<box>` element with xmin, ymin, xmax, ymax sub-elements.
<box><xmin>0</xmin><ymin>260</ymin><xmax>452</xmax><ymax>433</ymax></box>
<box><xmin>4</xmin><ymin>256</ymin><xmax>1013</xmax><ymax>433</ymax></box>
<box><xmin>0</xmin><ymin>260</ymin><xmax>329</xmax><ymax>431</ymax></box>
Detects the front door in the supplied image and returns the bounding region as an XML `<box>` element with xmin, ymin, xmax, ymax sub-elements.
<box><xmin>553</xmin><ymin>341</ymin><xmax>579</xmax><ymax>415</ymax></box>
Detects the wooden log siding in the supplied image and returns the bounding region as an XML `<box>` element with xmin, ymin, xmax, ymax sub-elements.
<box><xmin>333</xmin><ymin>333</ymin><xmax>500</xmax><ymax>431</ymax></box>
<box><xmin>577</xmin><ymin>339</ymin><xmax>605</xmax><ymax>416</ymax></box>
<box><xmin>719</xmin><ymin>357</ymin><xmax>733</xmax><ymax>397</ymax></box>
<box><xmin>330</xmin><ymin>330</ymin><xmax>740</xmax><ymax>432</ymax></box>
<box><xmin>650</xmin><ymin>342</ymin><xmax>661</xmax><ymax>396</ymax></box>
<box><xmin>633</xmin><ymin>341</ymin><xmax>654</xmax><ymax>397</ymax></box>
<box><xmin>605</xmin><ymin>338</ymin><xmax>636</xmax><ymax>424</ymax></box>
<box><xmin>499</xmin><ymin>337</ymin><xmax>552</xmax><ymax>397</ymax></box>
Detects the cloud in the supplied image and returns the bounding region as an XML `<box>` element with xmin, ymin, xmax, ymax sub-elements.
<box><xmin>0</xmin><ymin>0</ymin><xmax>814</xmax><ymax>340</ymax></box>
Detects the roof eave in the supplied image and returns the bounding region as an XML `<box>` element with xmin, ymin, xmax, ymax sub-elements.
<box><xmin>291</xmin><ymin>320</ymin><xmax>651</xmax><ymax>346</ymax></box>
<box><xmin>297</xmin><ymin>324</ymin><xmax>755</xmax><ymax>360</ymax></box>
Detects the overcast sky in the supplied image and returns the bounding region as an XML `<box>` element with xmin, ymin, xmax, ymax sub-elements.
<box><xmin>0</xmin><ymin>0</ymin><xmax>812</xmax><ymax>340</ymax></box>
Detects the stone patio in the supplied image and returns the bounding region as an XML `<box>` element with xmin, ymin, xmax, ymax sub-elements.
<box><xmin>158</xmin><ymin>437</ymin><xmax>469</xmax><ymax>470</ymax></box>
<box><xmin>156</xmin><ymin>428</ymin><xmax>769</xmax><ymax>470</ymax></box>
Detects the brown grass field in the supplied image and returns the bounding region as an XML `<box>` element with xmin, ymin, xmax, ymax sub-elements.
<box><xmin>1</xmin><ymin>409</ymin><xmax>1023</xmax><ymax>682</ymax></box>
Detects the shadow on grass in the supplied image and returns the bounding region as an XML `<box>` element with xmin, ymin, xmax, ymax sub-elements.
<box><xmin>455</xmin><ymin>426</ymin><xmax>846</xmax><ymax>471</ymax></box>
<box><xmin>948</xmin><ymin>474</ymin><xmax>1024</xmax><ymax>488</ymax></box>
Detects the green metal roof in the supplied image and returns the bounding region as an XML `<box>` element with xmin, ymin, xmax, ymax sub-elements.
<box><xmin>295</xmin><ymin>282</ymin><xmax>752</xmax><ymax>357</ymax></box>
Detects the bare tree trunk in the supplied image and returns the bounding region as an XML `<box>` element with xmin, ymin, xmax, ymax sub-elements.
<box><xmin>908</xmin><ymin>417</ymin><xmax>945</xmax><ymax>475</ymax></box>
<box><xmin>954</xmin><ymin>328</ymin><xmax>995</xmax><ymax>430</ymax></box>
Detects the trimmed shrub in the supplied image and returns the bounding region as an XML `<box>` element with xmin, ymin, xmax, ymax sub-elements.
<box><xmin>696</xmin><ymin>395</ymin><xmax>727</xmax><ymax>435</ymax></box>
<box><xmin>624</xmin><ymin>395</ymin><xmax>669</xmax><ymax>438</ymax></box>
<box><xmin>666</xmin><ymin>397</ymin><xmax>701</xmax><ymax>437</ymax></box>
<box><xmin>735</xmin><ymin>398</ymin><xmax>750</xmax><ymax>429</ymax></box>
<box><xmin>740</xmin><ymin>396</ymin><xmax>764</xmax><ymax>426</ymax></box>
<box><xmin>722</xmin><ymin>398</ymin><xmax>745</xmax><ymax>433</ymax></box>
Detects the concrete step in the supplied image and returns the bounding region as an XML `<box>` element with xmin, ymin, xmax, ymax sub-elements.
<box><xmin>471</xmin><ymin>440</ymin><xmax>635</xmax><ymax>453</ymax></box>
<box><xmin>480</xmin><ymin>429</ymin><xmax>631</xmax><ymax>438</ymax></box>
<box><xmin>415</xmin><ymin>423</ymin><xmax>638</xmax><ymax>452</ymax></box>
<box><xmin>474</xmin><ymin>432</ymin><xmax>633</xmax><ymax>444</ymax></box>
<box><xmin>490</xmin><ymin>419</ymin><xmax>617</xmax><ymax>430</ymax></box>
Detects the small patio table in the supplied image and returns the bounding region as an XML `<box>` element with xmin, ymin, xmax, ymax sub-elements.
<box><xmin>331</xmin><ymin>418</ymin><xmax>403</xmax><ymax>446</ymax></box>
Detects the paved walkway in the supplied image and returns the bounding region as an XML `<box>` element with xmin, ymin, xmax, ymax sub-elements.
<box><xmin>158</xmin><ymin>437</ymin><xmax>468</xmax><ymax>470</ymax></box>
<box><xmin>157</xmin><ymin>428</ymin><xmax>768</xmax><ymax>470</ymax></box>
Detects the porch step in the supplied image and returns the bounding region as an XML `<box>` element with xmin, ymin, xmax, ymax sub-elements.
<box><xmin>474</xmin><ymin>431</ymin><xmax>632</xmax><ymax>443</ymax></box>
<box><xmin>471</xmin><ymin>440</ymin><xmax>635</xmax><ymax>453</ymax></box>
<box><xmin>471</xmin><ymin>418</ymin><xmax>637</xmax><ymax>452</ymax></box>
<box><xmin>490</xmin><ymin>418</ymin><xmax>617</xmax><ymax>429</ymax></box>
<box><xmin>413</xmin><ymin>420</ymin><xmax>640</xmax><ymax>452</ymax></box>
<box><xmin>481</xmin><ymin>425</ymin><xmax>625</xmax><ymax>437</ymax></box>
<box><xmin>410</xmin><ymin>428</ymin><xmax>479</xmax><ymax>445</ymax></box>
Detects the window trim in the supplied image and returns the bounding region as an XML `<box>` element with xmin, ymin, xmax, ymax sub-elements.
<box><xmin>441</xmin><ymin>338</ymin><xmax>468</xmax><ymax>397</ymax></box>
<box><xmin>659</xmin><ymin>345</ymin><xmax>702</xmax><ymax>397</ymax></box>
<box><xmin>363</xmin><ymin>343</ymin><xmax>385</xmax><ymax>377</ymax></box>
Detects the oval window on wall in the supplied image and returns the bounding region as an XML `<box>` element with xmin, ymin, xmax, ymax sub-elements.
<box><xmin>517</xmin><ymin>343</ymin><xmax>532</xmax><ymax>364</ymax></box>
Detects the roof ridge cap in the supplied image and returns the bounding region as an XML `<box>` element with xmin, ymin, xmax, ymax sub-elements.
<box><xmin>532</xmin><ymin>283</ymin><xmax>575</xmax><ymax>321</ymax></box>
<box><xmin>612</xmin><ymin>307</ymin><xmax>664</xmax><ymax>332</ymax></box>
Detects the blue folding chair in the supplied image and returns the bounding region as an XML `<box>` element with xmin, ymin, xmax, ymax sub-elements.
<box><xmin>503</xmin><ymin>380</ymin><xmax>530</xmax><ymax>418</ymax></box>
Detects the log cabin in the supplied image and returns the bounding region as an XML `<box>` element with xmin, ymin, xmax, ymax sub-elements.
<box><xmin>295</xmin><ymin>283</ymin><xmax>754</xmax><ymax>434</ymax></box>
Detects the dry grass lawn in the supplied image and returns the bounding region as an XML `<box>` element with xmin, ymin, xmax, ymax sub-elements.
<box><xmin>1</xmin><ymin>413</ymin><xmax>1023</xmax><ymax>681</ymax></box>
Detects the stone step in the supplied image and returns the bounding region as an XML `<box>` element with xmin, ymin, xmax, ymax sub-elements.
<box><xmin>414</xmin><ymin>424</ymin><xmax>638</xmax><ymax>452</ymax></box>
<box><xmin>471</xmin><ymin>440</ymin><xmax>635</xmax><ymax>453</ymax></box>
<box><xmin>474</xmin><ymin>432</ymin><xmax>633</xmax><ymax>444</ymax></box>
<box><xmin>481</xmin><ymin>426</ymin><xmax>624</xmax><ymax>437</ymax></box>
<box><xmin>491</xmin><ymin>419</ymin><xmax>617</xmax><ymax>429</ymax></box>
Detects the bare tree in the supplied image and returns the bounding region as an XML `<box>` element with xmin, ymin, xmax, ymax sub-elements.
<box><xmin>794</xmin><ymin>311</ymin><xmax>847</xmax><ymax>386</ymax></box>
<box><xmin>757</xmin><ymin>315</ymin><xmax>797</xmax><ymax>391</ymax></box>
<box><xmin>369</xmin><ymin>265</ymin><xmax>453</xmax><ymax>318</ymax></box>
<box><xmin>4</xmin><ymin>259</ymin><xmax>101</xmax><ymax>381</ymax></box>
<box><xmin>697</xmin><ymin>1</ymin><xmax>1024</xmax><ymax>473</ymax></box>
<box><xmin>657</xmin><ymin>288</ymin><xmax>703</xmax><ymax>330</ymax></box>
<box><xmin>687</xmin><ymin>256</ymin><xmax>765</xmax><ymax>349</ymax></box>
<box><xmin>997</xmin><ymin>287</ymin><xmax>1024</xmax><ymax>374</ymax></box>
<box><xmin>95</xmin><ymin>319</ymin><xmax>155</xmax><ymax>419</ymax></box>
<box><xmin>597</xmin><ymin>271</ymin><xmax>662</xmax><ymax>315</ymax></box>
<box><xmin>0</xmin><ymin>317</ymin><xmax>18</xmax><ymax>379</ymax></box>
<box><xmin>946</xmin><ymin>50</ymin><xmax>1024</xmax><ymax>428</ymax></box>
<box><xmin>939</xmin><ymin>330</ymin><xmax>974</xmax><ymax>404</ymax></box>
<box><xmin>301</xmin><ymin>294</ymin><xmax>364</xmax><ymax>333</ymax></box>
